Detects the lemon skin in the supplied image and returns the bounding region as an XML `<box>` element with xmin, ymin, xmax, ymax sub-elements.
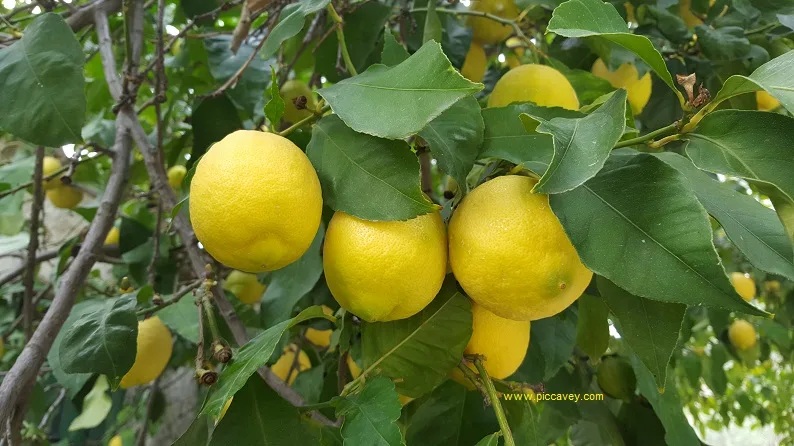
<box><xmin>488</xmin><ymin>64</ymin><xmax>579</xmax><ymax>110</ymax></box>
<box><xmin>42</xmin><ymin>156</ymin><xmax>63</xmax><ymax>190</ymax></box>
<box><xmin>280</xmin><ymin>80</ymin><xmax>317</xmax><ymax>123</ymax></box>
<box><xmin>461</xmin><ymin>42</ymin><xmax>487</xmax><ymax>83</ymax></box>
<box><xmin>167</xmin><ymin>165</ymin><xmax>187</xmax><ymax>190</ymax></box>
<box><xmin>728</xmin><ymin>319</ymin><xmax>757</xmax><ymax>350</ymax></box>
<box><xmin>449</xmin><ymin>175</ymin><xmax>592</xmax><ymax>321</ymax></box>
<box><xmin>271</xmin><ymin>344</ymin><xmax>311</xmax><ymax>385</ymax></box>
<box><xmin>323</xmin><ymin>211</ymin><xmax>447</xmax><ymax>322</ymax></box>
<box><xmin>756</xmin><ymin>91</ymin><xmax>780</xmax><ymax>111</ymax></box>
<box><xmin>104</xmin><ymin>227</ymin><xmax>120</xmax><ymax>246</ymax></box>
<box><xmin>109</xmin><ymin>435</ymin><xmax>122</xmax><ymax>446</ymax></box>
<box><xmin>46</xmin><ymin>186</ymin><xmax>83</xmax><ymax>209</ymax></box>
<box><xmin>596</xmin><ymin>356</ymin><xmax>636</xmax><ymax>401</ymax></box>
<box><xmin>190</xmin><ymin>130</ymin><xmax>323</xmax><ymax>272</ymax></box>
<box><xmin>464</xmin><ymin>302</ymin><xmax>530</xmax><ymax>379</ymax></box>
<box><xmin>730</xmin><ymin>272</ymin><xmax>756</xmax><ymax>302</ymax></box>
<box><xmin>306</xmin><ymin>328</ymin><xmax>332</xmax><ymax>347</ymax></box>
<box><xmin>591</xmin><ymin>58</ymin><xmax>652</xmax><ymax>115</ymax></box>
<box><xmin>223</xmin><ymin>270</ymin><xmax>266</xmax><ymax>305</ymax></box>
<box><xmin>120</xmin><ymin>317</ymin><xmax>173</xmax><ymax>388</ymax></box>
<box><xmin>346</xmin><ymin>355</ymin><xmax>413</xmax><ymax>405</ymax></box>
<box><xmin>468</xmin><ymin>0</ymin><xmax>519</xmax><ymax>45</ymax></box>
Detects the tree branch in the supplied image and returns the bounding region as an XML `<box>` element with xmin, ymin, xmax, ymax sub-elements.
<box><xmin>66</xmin><ymin>0</ymin><xmax>122</xmax><ymax>31</ymax></box>
<box><xmin>22</xmin><ymin>147</ymin><xmax>45</xmax><ymax>341</ymax></box>
<box><xmin>0</xmin><ymin>249</ymin><xmax>59</xmax><ymax>289</ymax></box>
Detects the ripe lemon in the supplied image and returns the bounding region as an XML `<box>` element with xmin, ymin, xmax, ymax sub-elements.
<box><xmin>104</xmin><ymin>227</ymin><xmax>120</xmax><ymax>246</ymax></box>
<box><xmin>756</xmin><ymin>91</ymin><xmax>780</xmax><ymax>111</ymax></box>
<box><xmin>42</xmin><ymin>156</ymin><xmax>63</xmax><ymax>190</ymax></box>
<box><xmin>305</xmin><ymin>328</ymin><xmax>332</xmax><ymax>347</ymax></box>
<box><xmin>223</xmin><ymin>270</ymin><xmax>266</xmax><ymax>305</ymax></box>
<box><xmin>728</xmin><ymin>319</ymin><xmax>757</xmax><ymax>350</ymax></box>
<box><xmin>596</xmin><ymin>356</ymin><xmax>636</xmax><ymax>401</ymax></box>
<box><xmin>46</xmin><ymin>186</ymin><xmax>83</xmax><ymax>209</ymax></box>
<box><xmin>764</xmin><ymin>280</ymin><xmax>781</xmax><ymax>294</ymax></box>
<box><xmin>280</xmin><ymin>79</ymin><xmax>317</xmax><ymax>123</ymax></box>
<box><xmin>464</xmin><ymin>302</ymin><xmax>530</xmax><ymax>379</ymax></box>
<box><xmin>468</xmin><ymin>0</ymin><xmax>519</xmax><ymax>45</ymax></box>
<box><xmin>167</xmin><ymin>165</ymin><xmax>187</xmax><ymax>190</ymax></box>
<box><xmin>504</xmin><ymin>37</ymin><xmax>524</xmax><ymax>69</ymax></box>
<box><xmin>347</xmin><ymin>354</ymin><xmax>362</xmax><ymax>379</ymax></box>
<box><xmin>488</xmin><ymin>64</ymin><xmax>579</xmax><ymax>110</ymax></box>
<box><xmin>591</xmin><ymin>58</ymin><xmax>652</xmax><ymax>115</ymax></box>
<box><xmin>271</xmin><ymin>344</ymin><xmax>311</xmax><ymax>385</ymax></box>
<box><xmin>120</xmin><ymin>316</ymin><xmax>173</xmax><ymax>388</ymax></box>
<box><xmin>190</xmin><ymin>130</ymin><xmax>322</xmax><ymax>272</ymax></box>
<box><xmin>461</xmin><ymin>42</ymin><xmax>487</xmax><ymax>83</ymax></box>
<box><xmin>679</xmin><ymin>0</ymin><xmax>702</xmax><ymax>27</ymax></box>
<box><xmin>109</xmin><ymin>435</ymin><xmax>122</xmax><ymax>446</ymax></box>
<box><xmin>730</xmin><ymin>272</ymin><xmax>756</xmax><ymax>302</ymax></box>
<box><xmin>449</xmin><ymin>175</ymin><xmax>592</xmax><ymax>321</ymax></box>
<box><xmin>323</xmin><ymin>211</ymin><xmax>447</xmax><ymax>322</ymax></box>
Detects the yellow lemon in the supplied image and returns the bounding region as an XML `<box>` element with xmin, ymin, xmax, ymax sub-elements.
<box><xmin>469</xmin><ymin>0</ymin><xmax>519</xmax><ymax>45</ymax></box>
<box><xmin>764</xmin><ymin>280</ymin><xmax>781</xmax><ymax>294</ymax></box>
<box><xmin>305</xmin><ymin>328</ymin><xmax>333</xmax><ymax>347</ymax></box>
<box><xmin>109</xmin><ymin>435</ymin><xmax>122</xmax><ymax>446</ymax></box>
<box><xmin>347</xmin><ymin>354</ymin><xmax>362</xmax><ymax>379</ymax></box>
<box><xmin>120</xmin><ymin>317</ymin><xmax>173</xmax><ymax>388</ymax></box>
<box><xmin>271</xmin><ymin>344</ymin><xmax>311</xmax><ymax>385</ymax></box>
<box><xmin>280</xmin><ymin>79</ymin><xmax>317</xmax><ymax>123</ymax></box>
<box><xmin>449</xmin><ymin>175</ymin><xmax>592</xmax><ymax>321</ymax></box>
<box><xmin>488</xmin><ymin>64</ymin><xmax>579</xmax><ymax>110</ymax></box>
<box><xmin>42</xmin><ymin>156</ymin><xmax>63</xmax><ymax>190</ymax></box>
<box><xmin>505</xmin><ymin>37</ymin><xmax>524</xmax><ymax>69</ymax></box>
<box><xmin>223</xmin><ymin>270</ymin><xmax>266</xmax><ymax>305</ymax></box>
<box><xmin>730</xmin><ymin>272</ymin><xmax>756</xmax><ymax>302</ymax></box>
<box><xmin>591</xmin><ymin>58</ymin><xmax>652</xmax><ymax>115</ymax></box>
<box><xmin>679</xmin><ymin>0</ymin><xmax>703</xmax><ymax>27</ymax></box>
<box><xmin>46</xmin><ymin>186</ymin><xmax>83</xmax><ymax>209</ymax></box>
<box><xmin>756</xmin><ymin>91</ymin><xmax>781</xmax><ymax>111</ymax></box>
<box><xmin>728</xmin><ymin>319</ymin><xmax>757</xmax><ymax>351</ymax></box>
<box><xmin>190</xmin><ymin>130</ymin><xmax>322</xmax><ymax>272</ymax></box>
<box><xmin>464</xmin><ymin>302</ymin><xmax>530</xmax><ymax>379</ymax></box>
<box><xmin>167</xmin><ymin>165</ymin><xmax>187</xmax><ymax>190</ymax></box>
<box><xmin>104</xmin><ymin>227</ymin><xmax>120</xmax><ymax>246</ymax></box>
<box><xmin>461</xmin><ymin>42</ymin><xmax>487</xmax><ymax>83</ymax></box>
<box><xmin>323</xmin><ymin>211</ymin><xmax>447</xmax><ymax>322</ymax></box>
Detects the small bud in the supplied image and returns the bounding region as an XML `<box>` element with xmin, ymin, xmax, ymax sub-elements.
<box><xmin>60</xmin><ymin>175</ymin><xmax>73</xmax><ymax>186</ymax></box>
<box><xmin>293</xmin><ymin>96</ymin><xmax>308</xmax><ymax>110</ymax></box>
<box><xmin>692</xmin><ymin>84</ymin><xmax>710</xmax><ymax>108</ymax></box>
<box><xmin>197</xmin><ymin>369</ymin><xmax>218</xmax><ymax>386</ymax></box>
<box><xmin>152</xmin><ymin>294</ymin><xmax>164</xmax><ymax>305</ymax></box>
<box><xmin>213</xmin><ymin>341</ymin><xmax>233</xmax><ymax>363</ymax></box>
<box><xmin>443</xmin><ymin>190</ymin><xmax>455</xmax><ymax>200</ymax></box>
<box><xmin>119</xmin><ymin>277</ymin><xmax>134</xmax><ymax>294</ymax></box>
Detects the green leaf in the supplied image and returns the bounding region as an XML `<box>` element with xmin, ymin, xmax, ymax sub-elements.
<box><xmin>571</xmin><ymin>401</ymin><xmax>626</xmax><ymax>446</ymax></box>
<box><xmin>0</xmin><ymin>13</ymin><xmax>85</xmax><ymax>146</ymax></box>
<box><xmin>381</xmin><ymin>30</ymin><xmax>410</xmax><ymax>66</ymax></box>
<box><xmin>695</xmin><ymin>26</ymin><xmax>751</xmax><ymax>60</ymax></box>
<box><xmin>423</xmin><ymin>1</ymin><xmax>442</xmax><ymax>44</ymax></box>
<box><xmin>707</xmin><ymin>343</ymin><xmax>728</xmax><ymax>396</ymax></box>
<box><xmin>335</xmin><ymin>376</ymin><xmax>403</xmax><ymax>446</ymax></box>
<box><xmin>261</xmin><ymin>0</ymin><xmax>332</xmax><ymax>61</ymax></box>
<box><xmin>190</xmin><ymin>95</ymin><xmax>243</xmax><ymax>169</ymax></box>
<box><xmin>173</xmin><ymin>414</ymin><xmax>212</xmax><ymax>446</ymax></box>
<box><xmin>550</xmin><ymin>150</ymin><xmax>764</xmax><ymax>316</ymax></box>
<box><xmin>521</xmin><ymin>89</ymin><xmax>627</xmax><ymax>194</ymax></box>
<box><xmin>361</xmin><ymin>277</ymin><xmax>472</xmax><ymax>398</ymax></box>
<box><xmin>655</xmin><ymin>152</ymin><xmax>794</xmax><ymax>280</ymax></box>
<box><xmin>502</xmin><ymin>400</ymin><xmax>543</xmax><ymax>446</ymax></box>
<box><xmin>708</xmin><ymin>47</ymin><xmax>794</xmax><ymax>113</ymax></box>
<box><xmin>204</xmin><ymin>36</ymin><xmax>269</xmax><ymax>113</ymax></box>
<box><xmin>48</xmin><ymin>300</ymin><xmax>103</xmax><ymax>396</ymax></box>
<box><xmin>547</xmin><ymin>0</ymin><xmax>683</xmax><ymax>104</ymax></box>
<box><xmin>474</xmin><ymin>433</ymin><xmax>501</xmax><ymax>446</ymax></box>
<box><xmin>479</xmin><ymin>103</ymin><xmax>583</xmax><ymax>175</ymax></box>
<box><xmin>318</xmin><ymin>41</ymin><xmax>482</xmax><ymax>139</ymax></box>
<box><xmin>264</xmin><ymin>67</ymin><xmax>285</xmax><ymax>128</ymax></box>
<box><xmin>529</xmin><ymin>307</ymin><xmax>578</xmax><ymax>381</ymax></box>
<box><xmin>59</xmin><ymin>294</ymin><xmax>138</xmax><ymax>386</ymax></box>
<box><xmin>67</xmin><ymin>376</ymin><xmax>112</xmax><ymax>432</ymax></box>
<box><xmin>575</xmin><ymin>294</ymin><xmax>610</xmax><ymax>361</ymax></box>
<box><xmin>261</xmin><ymin>223</ymin><xmax>325</xmax><ymax>327</ymax></box>
<box><xmin>159</xmin><ymin>294</ymin><xmax>200</xmax><ymax>344</ymax></box>
<box><xmin>597</xmin><ymin>277</ymin><xmax>685</xmax><ymax>390</ymax></box>
<box><xmin>307</xmin><ymin>114</ymin><xmax>435</xmax><ymax>221</ymax></box>
<box><xmin>418</xmin><ymin>96</ymin><xmax>484</xmax><ymax>193</ymax></box>
<box><xmin>210</xmin><ymin>375</ymin><xmax>319</xmax><ymax>445</ymax></box>
<box><xmin>201</xmin><ymin>305</ymin><xmax>333</xmax><ymax>418</ymax></box>
<box><xmin>547</xmin><ymin>58</ymin><xmax>617</xmax><ymax>105</ymax></box>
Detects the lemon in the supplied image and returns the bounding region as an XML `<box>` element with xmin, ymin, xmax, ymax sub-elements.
<box><xmin>280</xmin><ymin>80</ymin><xmax>317</xmax><ymax>123</ymax></box>
<box><xmin>488</xmin><ymin>64</ymin><xmax>579</xmax><ymax>110</ymax></box>
<box><xmin>323</xmin><ymin>211</ymin><xmax>447</xmax><ymax>322</ymax></box>
<box><xmin>120</xmin><ymin>316</ymin><xmax>173</xmax><ymax>388</ymax></box>
<box><xmin>167</xmin><ymin>165</ymin><xmax>187</xmax><ymax>190</ymax></box>
<box><xmin>104</xmin><ymin>227</ymin><xmax>120</xmax><ymax>246</ymax></box>
<box><xmin>304</xmin><ymin>304</ymin><xmax>335</xmax><ymax>346</ymax></box>
<box><xmin>464</xmin><ymin>302</ymin><xmax>530</xmax><ymax>379</ymax></box>
<box><xmin>756</xmin><ymin>91</ymin><xmax>781</xmax><ymax>111</ymax></box>
<box><xmin>591</xmin><ymin>58</ymin><xmax>652</xmax><ymax>115</ymax></box>
<box><xmin>596</xmin><ymin>356</ymin><xmax>636</xmax><ymax>401</ymax></box>
<box><xmin>764</xmin><ymin>280</ymin><xmax>781</xmax><ymax>294</ymax></box>
<box><xmin>505</xmin><ymin>37</ymin><xmax>524</xmax><ymax>69</ymax></box>
<box><xmin>46</xmin><ymin>186</ymin><xmax>83</xmax><ymax>209</ymax></box>
<box><xmin>223</xmin><ymin>270</ymin><xmax>266</xmax><ymax>305</ymax></box>
<box><xmin>109</xmin><ymin>435</ymin><xmax>122</xmax><ymax>446</ymax></box>
<box><xmin>347</xmin><ymin>354</ymin><xmax>362</xmax><ymax>379</ymax></box>
<box><xmin>190</xmin><ymin>130</ymin><xmax>323</xmax><ymax>272</ymax></box>
<box><xmin>42</xmin><ymin>156</ymin><xmax>63</xmax><ymax>190</ymax></box>
<box><xmin>271</xmin><ymin>344</ymin><xmax>311</xmax><ymax>385</ymax></box>
<box><xmin>449</xmin><ymin>175</ymin><xmax>592</xmax><ymax>321</ymax></box>
<box><xmin>679</xmin><ymin>0</ymin><xmax>703</xmax><ymax>27</ymax></box>
<box><xmin>730</xmin><ymin>272</ymin><xmax>756</xmax><ymax>302</ymax></box>
<box><xmin>728</xmin><ymin>319</ymin><xmax>757</xmax><ymax>350</ymax></box>
<box><xmin>461</xmin><ymin>42</ymin><xmax>487</xmax><ymax>83</ymax></box>
<box><xmin>469</xmin><ymin>0</ymin><xmax>519</xmax><ymax>45</ymax></box>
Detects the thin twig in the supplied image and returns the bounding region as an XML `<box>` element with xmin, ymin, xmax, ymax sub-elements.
<box><xmin>326</xmin><ymin>3</ymin><xmax>357</xmax><ymax>76</ymax></box>
<box><xmin>147</xmin><ymin>199</ymin><xmax>162</xmax><ymax>286</ymax></box>
<box><xmin>473</xmin><ymin>357</ymin><xmax>515</xmax><ymax>446</ymax></box>
<box><xmin>278</xmin><ymin>104</ymin><xmax>330</xmax><ymax>137</ymax></box>
<box><xmin>136</xmin><ymin>377</ymin><xmax>159</xmax><ymax>446</ymax></box>
<box><xmin>136</xmin><ymin>280</ymin><xmax>202</xmax><ymax>317</ymax></box>
<box><xmin>613</xmin><ymin>122</ymin><xmax>679</xmax><ymax>149</ymax></box>
<box><xmin>2</xmin><ymin>284</ymin><xmax>53</xmax><ymax>341</ymax></box>
<box><xmin>456</xmin><ymin>360</ymin><xmax>489</xmax><ymax>397</ymax></box>
<box><xmin>0</xmin><ymin>152</ymin><xmax>107</xmax><ymax>201</ymax></box>
<box><xmin>0</xmin><ymin>250</ymin><xmax>59</xmax><ymax>289</ymax></box>
<box><xmin>37</xmin><ymin>388</ymin><xmax>66</xmax><ymax>431</ymax></box>
<box><xmin>22</xmin><ymin>147</ymin><xmax>45</xmax><ymax>341</ymax></box>
<box><xmin>285</xmin><ymin>334</ymin><xmax>305</xmax><ymax>384</ymax></box>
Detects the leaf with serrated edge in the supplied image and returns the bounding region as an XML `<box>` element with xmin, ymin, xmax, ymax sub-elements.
<box><xmin>708</xmin><ymin>50</ymin><xmax>794</xmax><ymax>114</ymax></box>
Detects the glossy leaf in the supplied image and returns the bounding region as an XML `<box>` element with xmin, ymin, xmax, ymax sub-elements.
<box><xmin>48</xmin><ymin>300</ymin><xmax>103</xmax><ymax>396</ymax></box>
<box><xmin>529</xmin><ymin>307</ymin><xmax>578</xmax><ymax>381</ymax></box>
<box><xmin>708</xmin><ymin>50</ymin><xmax>794</xmax><ymax>114</ymax></box>
<box><xmin>264</xmin><ymin>67</ymin><xmax>285</xmax><ymax>127</ymax></box>
<box><xmin>159</xmin><ymin>294</ymin><xmax>200</xmax><ymax>344</ymax></box>
<box><xmin>474</xmin><ymin>433</ymin><xmax>501</xmax><ymax>446</ymax></box>
<box><xmin>335</xmin><ymin>376</ymin><xmax>403</xmax><ymax>446</ymax></box>
<box><xmin>67</xmin><ymin>376</ymin><xmax>112</xmax><ymax>431</ymax></box>
<box><xmin>503</xmin><ymin>400</ymin><xmax>543</xmax><ymax>446</ymax></box>
<box><xmin>204</xmin><ymin>35</ymin><xmax>269</xmax><ymax>113</ymax></box>
<box><xmin>318</xmin><ymin>41</ymin><xmax>482</xmax><ymax>139</ymax></box>
<box><xmin>0</xmin><ymin>13</ymin><xmax>85</xmax><ymax>146</ymax></box>
<box><xmin>190</xmin><ymin>94</ymin><xmax>243</xmax><ymax>169</ymax></box>
<box><xmin>307</xmin><ymin>114</ymin><xmax>435</xmax><ymax>221</ymax></box>
<box><xmin>381</xmin><ymin>30</ymin><xmax>410</xmax><ymax>66</ymax></box>
<box><xmin>576</xmin><ymin>294</ymin><xmax>610</xmax><ymax>361</ymax></box>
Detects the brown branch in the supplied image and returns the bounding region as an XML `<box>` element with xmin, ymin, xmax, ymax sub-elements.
<box><xmin>136</xmin><ymin>377</ymin><xmax>159</xmax><ymax>446</ymax></box>
<box><xmin>1</xmin><ymin>284</ymin><xmax>53</xmax><ymax>342</ymax></box>
<box><xmin>66</xmin><ymin>0</ymin><xmax>122</xmax><ymax>31</ymax></box>
<box><xmin>147</xmin><ymin>200</ymin><xmax>162</xmax><ymax>286</ymax></box>
<box><xmin>0</xmin><ymin>151</ymin><xmax>107</xmax><ymax>201</ymax></box>
<box><xmin>22</xmin><ymin>147</ymin><xmax>45</xmax><ymax>341</ymax></box>
<box><xmin>0</xmin><ymin>249</ymin><xmax>59</xmax><ymax>289</ymax></box>
<box><xmin>418</xmin><ymin>149</ymin><xmax>434</xmax><ymax>200</ymax></box>
<box><xmin>135</xmin><ymin>279</ymin><xmax>201</xmax><ymax>317</ymax></box>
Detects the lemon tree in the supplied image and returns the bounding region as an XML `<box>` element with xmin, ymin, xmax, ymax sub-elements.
<box><xmin>1</xmin><ymin>0</ymin><xmax>794</xmax><ymax>445</ymax></box>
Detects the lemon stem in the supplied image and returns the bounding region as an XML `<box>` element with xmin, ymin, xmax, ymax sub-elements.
<box><xmin>474</xmin><ymin>357</ymin><xmax>516</xmax><ymax>446</ymax></box>
<box><xmin>278</xmin><ymin>104</ymin><xmax>331</xmax><ymax>137</ymax></box>
<box><xmin>200</xmin><ymin>289</ymin><xmax>223</xmax><ymax>343</ymax></box>
<box><xmin>456</xmin><ymin>361</ymin><xmax>489</xmax><ymax>396</ymax></box>
<box><xmin>297</xmin><ymin>399</ymin><xmax>337</xmax><ymax>412</ymax></box>
<box><xmin>327</xmin><ymin>4</ymin><xmax>358</xmax><ymax>76</ymax></box>
<box><xmin>612</xmin><ymin>122</ymin><xmax>679</xmax><ymax>149</ymax></box>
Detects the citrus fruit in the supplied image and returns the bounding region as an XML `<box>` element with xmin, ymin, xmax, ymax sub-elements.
<box><xmin>679</xmin><ymin>0</ymin><xmax>702</xmax><ymax>27</ymax></box>
<box><xmin>488</xmin><ymin>64</ymin><xmax>579</xmax><ymax>110</ymax></box>
<box><xmin>109</xmin><ymin>435</ymin><xmax>122</xmax><ymax>446</ymax></box>
<box><xmin>756</xmin><ymin>91</ymin><xmax>780</xmax><ymax>111</ymax></box>
<box><xmin>271</xmin><ymin>344</ymin><xmax>311</xmax><ymax>385</ymax></box>
<box><xmin>504</xmin><ymin>37</ymin><xmax>524</xmax><ymax>69</ymax></box>
<box><xmin>46</xmin><ymin>185</ymin><xmax>83</xmax><ymax>209</ymax></box>
<box><xmin>464</xmin><ymin>302</ymin><xmax>530</xmax><ymax>379</ymax></box>
<box><xmin>728</xmin><ymin>319</ymin><xmax>757</xmax><ymax>350</ymax></box>
<box><xmin>120</xmin><ymin>316</ymin><xmax>173</xmax><ymax>388</ymax></box>
<box><xmin>190</xmin><ymin>130</ymin><xmax>322</xmax><ymax>272</ymax></box>
<box><xmin>280</xmin><ymin>79</ymin><xmax>317</xmax><ymax>123</ymax></box>
<box><xmin>104</xmin><ymin>227</ymin><xmax>120</xmax><ymax>246</ymax></box>
<box><xmin>591</xmin><ymin>58</ymin><xmax>652</xmax><ymax>115</ymax></box>
<box><xmin>347</xmin><ymin>354</ymin><xmax>362</xmax><ymax>379</ymax></box>
<box><xmin>42</xmin><ymin>156</ymin><xmax>63</xmax><ymax>190</ymax></box>
<box><xmin>468</xmin><ymin>0</ymin><xmax>519</xmax><ymax>45</ymax></box>
<box><xmin>223</xmin><ymin>270</ymin><xmax>266</xmax><ymax>305</ymax></box>
<box><xmin>597</xmin><ymin>356</ymin><xmax>636</xmax><ymax>401</ymax></box>
<box><xmin>323</xmin><ymin>211</ymin><xmax>447</xmax><ymax>322</ymax></box>
<box><xmin>167</xmin><ymin>165</ymin><xmax>187</xmax><ymax>190</ymax></box>
<box><xmin>461</xmin><ymin>42</ymin><xmax>487</xmax><ymax>83</ymax></box>
<box><xmin>449</xmin><ymin>175</ymin><xmax>592</xmax><ymax>321</ymax></box>
<box><xmin>305</xmin><ymin>328</ymin><xmax>332</xmax><ymax>347</ymax></box>
<box><xmin>730</xmin><ymin>272</ymin><xmax>756</xmax><ymax>302</ymax></box>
